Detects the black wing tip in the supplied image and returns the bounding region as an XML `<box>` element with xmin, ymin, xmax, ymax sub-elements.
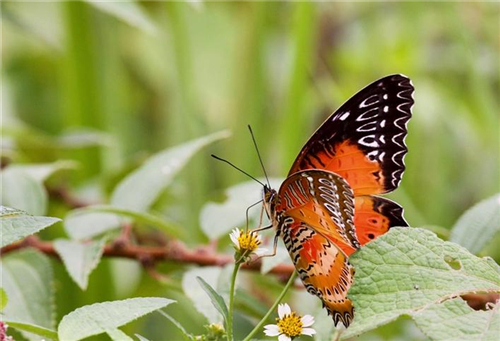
<box><xmin>325</xmin><ymin>305</ymin><xmax>354</xmax><ymax>328</ymax></box>
<box><xmin>372</xmin><ymin>196</ymin><xmax>409</xmax><ymax>227</ymax></box>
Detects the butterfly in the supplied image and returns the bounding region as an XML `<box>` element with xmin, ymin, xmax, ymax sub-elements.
<box><xmin>260</xmin><ymin>74</ymin><xmax>414</xmax><ymax>327</ymax></box>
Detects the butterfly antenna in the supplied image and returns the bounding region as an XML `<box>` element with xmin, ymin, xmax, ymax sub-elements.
<box><xmin>247</xmin><ymin>125</ymin><xmax>271</xmax><ymax>188</ymax></box>
<box><xmin>211</xmin><ymin>154</ymin><xmax>266</xmax><ymax>187</ymax></box>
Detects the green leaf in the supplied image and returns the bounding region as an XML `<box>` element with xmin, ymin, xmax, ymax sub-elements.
<box><xmin>0</xmin><ymin>169</ymin><xmax>47</xmax><ymax>215</ymax></box>
<box><xmin>182</xmin><ymin>267</ymin><xmax>231</xmax><ymax>323</ymax></box>
<box><xmin>105</xmin><ymin>328</ymin><xmax>134</xmax><ymax>341</ymax></box>
<box><xmin>0</xmin><ymin>288</ymin><xmax>7</xmax><ymax>310</ymax></box>
<box><xmin>7</xmin><ymin>160</ymin><xmax>77</xmax><ymax>183</ymax></box>
<box><xmin>450</xmin><ymin>194</ymin><xmax>500</xmax><ymax>254</ymax></box>
<box><xmin>4</xmin><ymin>321</ymin><xmax>58</xmax><ymax>340</ymax></box>
<box><xmin>64</xmin><ymin>210</ymin><xmax>121</xmax><ymax>240</ymax></box>
<box><xmin>53</xmin><ymin>238</ymin><xmax>106</xmax><ymax>290</ymax></box>
<box><xmin>0</xmin><ymin>206</ymin><xmax>60</xmax><ymax>247</ymax></box>
<box><xmin>343</xmin><ymin>227</ymin><xmax>500</xmax><ymax>339</ymax></box>
<box><xmin>200</xmin><ymin>178</ymin><xmax>282</xmax><ymax>240</ymax></box>
<box><xmin>135</xmin><ymin>334</ymin><xmax>151</xmax><ymax>341</ymax></box>
<box><xmin>85</xmin><ymin>1</ymin><xmax>157</xmax><ymax>35</ymax></box>
<box><xmin>159</xmin><ymin>311</ymin><xmax>193</xmax><ymax>341</ymax></box>
<box><xmin>1</xmin><ymin>249</ymin><xmax>55</xmax><ymax>340</ymax></box>
<box><xmin>196</xmin><ymin>277</ymin><xmax>229</xmax><ymax>326</ymax></box>
<box><xmin>58</xmin><ymin>297</ymin><xmax>175</xmax><ymax>341</ymax></box>
<box><xmin>64</xmin><ymin>205</ymin><xmax>182</xmax><ymax>240</ymax></box>
<box><xmin>413</xmin><ymin>297</ymin><xmax>500</xmax><ymax>341</ymax></box>
<box><xmin>111</xmin><ymin>131</ymin><xmax>230</xmax><ymax>212</ymax></box>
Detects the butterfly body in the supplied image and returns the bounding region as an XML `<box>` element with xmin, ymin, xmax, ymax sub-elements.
<box><xmin>261</xmin><ymin>74</ymin><xmax>414</xmax><ymax>327</ymax></box>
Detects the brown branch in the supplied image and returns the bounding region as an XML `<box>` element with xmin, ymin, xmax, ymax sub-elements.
<box><xmin>0</xmin><ymin>236</ymin><xmax>295</xmax><ymax>276</ymax></box>
<box><xmin>47</xmin><ymin>186</ymin><xmax>91</xmax><ymax>209</ymax></box>
<box><xmin>3</xmin><ymin>238</ymin><xmax>499</xmax><ymax>309</ymax></box>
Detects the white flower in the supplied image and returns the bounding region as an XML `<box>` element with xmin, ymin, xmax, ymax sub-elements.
<box><xmin>264</xmin><ymin>303</ymin><xmax>316</xmax><ymax>340</ymax></box>
<box><xmin>229</xmin><ymin>228</ymin><xmax>267</xmax><ymax>257</ymax></box>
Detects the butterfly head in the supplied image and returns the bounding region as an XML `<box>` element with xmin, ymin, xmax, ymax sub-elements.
<box><xmin>263</xmin><ymin>185</ymin><xmax>279</xmax><ymax>222</ymax></box>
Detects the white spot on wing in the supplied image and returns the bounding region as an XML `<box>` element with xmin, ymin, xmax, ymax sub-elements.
<box><xmin>358</xmin><ymin>135</ymin><xmax>379</xmax><ymax>148</ymax></box>
<box><xmin>359</xmin><ymin>94</ymin><xmax>380</xmax><ymax>108</ymax></box>
<box><xmin>339</xmin><ymin>112</ymin><xmax>350</xmax><ymax>121</ymax></box>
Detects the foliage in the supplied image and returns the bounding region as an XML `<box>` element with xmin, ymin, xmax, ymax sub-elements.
<box><xmin>58</xmin><ymin>298</ymin><xmax>175</xmax><ymax>341</ymax></box>
<box><xmin>344</xmin><ymin>227</ymin><xmax>500</xmax><ymax>339</ymax></box>
<box><xmin>53</xmin><ymin>238</ymin><xmax>106</xmax><ymax>290</ymax></box>
<box><xmin>450</xmin><ymin>194</ymin><xmax>500</xmax><ymax>255</ymax></box>
<box><xmin>1</xmin><ymin>249</ymin><xmax>55</xmax><ymax>340</ymax></box>
<box><xmin>0</xmin><ymin>206</ymin><xmax>60</xmax><ymax>247</ymax></box>
<box><xmin>1</xmin><ymin>1</ymin><xmax>499</xmax><ymax>340</ymax></box>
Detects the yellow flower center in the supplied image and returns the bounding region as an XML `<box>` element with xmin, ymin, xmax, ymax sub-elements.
<box><xmin>237</xmin><ymin>231</ymin><xmax>260</xmax><ymax>251</ymax></box>
<box><xmin>276</xmin><ymin>312</ymin><xmax>303</xmax><ymax>337</ymax></box>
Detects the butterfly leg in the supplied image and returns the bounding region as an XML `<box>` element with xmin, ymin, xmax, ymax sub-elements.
<box><xmin>250</xmin><ymin>230</ymin><xmax>280</xmax><ymax>263</ymax></box>
<box><xmin>245</xmin><ymin>199</ymin><xmax>264</xmax><ymax>232</ymax></box>
<box><xmin>250</xmin><ymin>224</ymin><xmax>273</xmax><ymax>234</ymax></box>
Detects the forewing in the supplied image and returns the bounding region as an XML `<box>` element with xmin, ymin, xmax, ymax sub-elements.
<box><xmin>289</xmin><ymin>74</ymin><xmax>414</xmax><ymax>195</ymax></box>
<box><xmin>278</xmin><ymin>170</ymin><xmax>360</xmax><ymax>255</ymax></box>
<box><xmin>354</xmin><ymin>195</ymin><xmax>408</xmax><ymax>245</ymax></box>
<box><xmin>280</xmin><ymin>216</ymin><xmax>354</xmax><ymax>327</ymax></box>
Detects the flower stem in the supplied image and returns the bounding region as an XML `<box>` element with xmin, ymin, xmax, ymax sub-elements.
<box><xmin>227</xmin><ymin>260</ymin><xmax>242</xmax><ymax>341</ymax></box>
<box><xmin>242</xmin><ymin>271</ymin><xmax>298</xmax><ymax>341</ymax></box>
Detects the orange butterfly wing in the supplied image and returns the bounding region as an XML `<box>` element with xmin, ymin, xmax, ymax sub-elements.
<box><xmin>287</xmin><ymin>74</ymin><xmax>413</xmax><ymax>244</ymax></box>
<box><xmin>281</xmin><ymin>217</ymin><xmax>354</xmax><ymax>327</ymax></box>
<box><xmin>354</xmin><ymin>196</ymin><xmax>407</xmax><ymax>245</ymax></box>
<box><xmin>288</xmin><ymin>74</ymin><xmax>414</xmax><ymax>196</ymax></box>
<box><xmin>277</xmin><ymin>170</ymin><xmax>358</xmax><ymax>326</ymax></box>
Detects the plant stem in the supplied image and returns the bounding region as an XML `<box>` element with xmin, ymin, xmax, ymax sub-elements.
<box><xmin>242</xmin><ymin>271</ymin><xmax>298</xmax><ymax>341</ymax></box>
<box><xmin>227</xmin><ymin>260</ymin><xmax>242</xmax><ymax>341</ymax></box>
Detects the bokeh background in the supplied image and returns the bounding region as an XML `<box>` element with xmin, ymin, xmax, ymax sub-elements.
<box><xmin>2</xmin><ymin>1</ymin><xmax>499</xmax><ymax>340</ymax></box>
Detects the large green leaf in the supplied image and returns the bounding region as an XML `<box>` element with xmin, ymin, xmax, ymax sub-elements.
<box><xmin>57</xmin><ymin>297</ymin><xmax>175</xmax><ymax>341</ymax></box>
<box><xmin>0</xmin><ymin>169</ymin><xmax>47</xmax><ymax>215</ymax></box>
<box><xmin>413</xmin><ymin>297</ymin><xmax>500</xmax><ymax>341</ymax></box>
<box><xmin>64</xmin><ymin>205</ymin><xmax>181</xmax><ymax>240</ymax></box>
<box><xmin>53</xmin><ymin>238</ymin><xmax>106</xmax><ymax>290</ymax></box>
<box><xmin>0</xmin><ymin>249</ymin><xmax>55</xmax><ymax>340</ymax></box>
<box><xmin>111</xmin><ymin>131</ymin><xmax>229</xmax><ymax>212</ymax></box>
<box><xmin>450</xmin><ymin>194</ymin><xmax>500</xmax><ymax>254</ymax></box>
<box><xmin>199</xmin><ymin>178</ymin><xmax>282</xmax><ymax>240</ymax></box>
<box><xmin>343</xmin><ymin>227</ymin><xmax>500</xmax><ymax>339</ymax></box>
<box><xmin>0</xmin><ymin>206</ymin><xmax>60</xmax><ymax>247</ymax></box>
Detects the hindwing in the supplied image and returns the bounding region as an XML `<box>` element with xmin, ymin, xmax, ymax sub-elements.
<box><xmin>278</xmin><ymin>170</ymin><xmax>360</xmax><ymax>255</ymax></box>
<box><xmin>354</xmin><ymin>195</ymin><xmax>408</xmax><ymax>245</ymax></box>
<box><xmin>279</xmin><ymin>215</ymin><xmax>354</xmax><ymax>327</ymax></box>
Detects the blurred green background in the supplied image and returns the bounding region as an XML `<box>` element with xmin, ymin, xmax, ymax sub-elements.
<box><xmin>2</xmin><ymin>1</ymin><xmax>499</xmax><ymax>340</ymax></box>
